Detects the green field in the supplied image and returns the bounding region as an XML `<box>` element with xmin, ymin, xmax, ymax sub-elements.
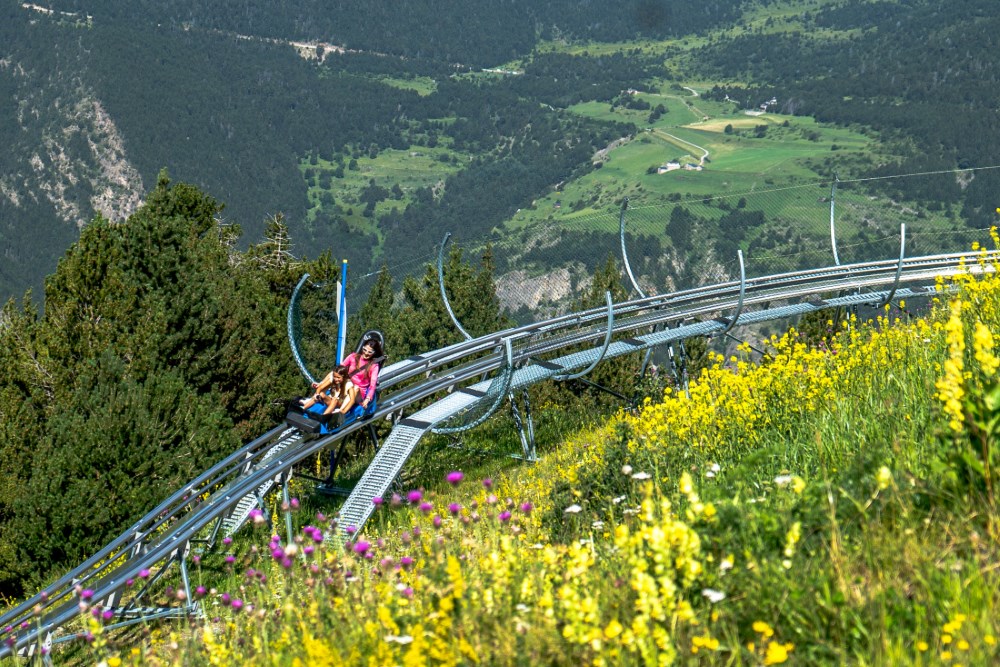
<box><xmin>300</xmin><ymin>140</ymin><xmax>469</xmax><ymax>238</ymax></box>
<box><xmin>505</xmin><ymin>92</ymin><xmax>881</xmax><ymax>234</ymax></box>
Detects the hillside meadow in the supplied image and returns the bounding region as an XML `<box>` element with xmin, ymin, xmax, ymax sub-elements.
<box><xmin>54</xmin><ymin>235</ymin><xmax>1000</xmax><ymax>666</ymax></box>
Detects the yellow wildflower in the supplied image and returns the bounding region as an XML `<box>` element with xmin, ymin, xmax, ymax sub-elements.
<box><xmin>764</xmin><ymin>641</ymin><xmax>794</xmax><ymax>664</ymax></box>
<box><xmin>935</xmin><ymin>299</ymin><xmax>966</xmax><ymax>432</ymax></box>
<box><xmin>973</xmin><ymin>321</ymin><xmax>999</xmax><ymax>375</ymax></box>
<box><xmin>876</xmin><ymin>466</ymin><xmax>893</xmax><ymax>490</ymax></box>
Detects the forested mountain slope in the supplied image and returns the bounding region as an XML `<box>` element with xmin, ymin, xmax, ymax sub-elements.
<box><xmin>3</xmin><ymin>0</ymin><xmax>1000</xmax><ymax>303</ymax></box>
<box><xmin>44</xmin><ymin>0</ymin><xmax>744</xmax><ymax>66</ymax></box>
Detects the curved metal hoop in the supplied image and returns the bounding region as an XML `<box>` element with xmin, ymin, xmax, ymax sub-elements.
<box><xmin>555</xmin><ymin>291</ymin><xmax>615</xmax><ymax>381</ymax></box>
<box><xmin>873</xmin><ymin>223</ymin><xmax>906</xmax><ymax>309</ymax></box>
<box><xmin>432</xmin><ymin>338</ymin><xmax>515</xmax><ymax>434</ymax></box>
<box><xmin>437</xmin><ymin>232</ymin><xmax>473</xmax><ymax>341</ymax></box>
<box><xmin>618</xmin><ymin>198</ymin><xmax>647</xmax><ymax>299</ymax></box>
<box><xmin>829</xmin><ymin>175</ymin><xmax>841</xmax><ymax>266</ymax></box>
<box><xmin>713</xmin><ymin>250</ymin><xmax>746</xmax><ymax>338</ymax></box>
<box><xmin>287</xmin><ymin>273</ymin><xmax>317</xmax><ymax>384</ymax></box>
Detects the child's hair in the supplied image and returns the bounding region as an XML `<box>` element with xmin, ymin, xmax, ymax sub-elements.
<box><xmin>330</xmin><ymin>365</ymin><xmax>352</xmax><ymax>395</ymax></box>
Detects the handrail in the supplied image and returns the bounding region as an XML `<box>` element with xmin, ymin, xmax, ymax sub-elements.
<box><xmin>437</xmin><ymin>232</ymin><xmax>473</xmax><ymax>341</ymax></box>
<box><xmin>432</xmin><ymin>338</ymin><xmax>516</xmax><ymax>434</ymax></box>
<box><xmin>618</xmin><ymin>198</ymin><xmax>646</xmax><ymax>299</ymax></box>
<box><xmin>873</xmin><ymin>223</ymin><xmax>906</xmax><ymax>309</ymax></box>
<box><xmin>555</xmin><ymin>292</ymin><xmax>615</xmax><ymax>381</ymax></box>
<box><xmin>287</xmin><ymin>273</ymin><xmax>316</xmax><ymax>384</ymax></box>
<box><xmin>830</xmin><ymin>175</ymin><xmax>841</xmax><ymax>266</ymax></box>
<box><xmin>713</xmin><ymin>250</ymin><xmax>746</xmax><ymax>338</ymax></box>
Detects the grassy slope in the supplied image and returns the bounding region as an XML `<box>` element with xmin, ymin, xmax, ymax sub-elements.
<box><xmin>81</xmin><ymin>245</ymin><xmax>1000</xmax><ymax>666</ymax></box>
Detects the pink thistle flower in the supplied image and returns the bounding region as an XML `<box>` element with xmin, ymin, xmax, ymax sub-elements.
<box><xmin>486</xmin><ymin>494</ymin><xmax>498</xmax><ymax>505</ymax></box>
<box><xmin>221</xmin><ymin>593</ymin><xmax>231</xmax><ymax>604</ymax></box>
<box><xmin>80</xmin><ymin>589</ymin><xmax>94</xmax><ymax>601</ymax></box>
<box><xmin>400</xmin><ymin>556</ymin><xmax>414</xmax><ymax>568</ymax></box>
<box><xmin>432</xmin><ymin>515</ymin><xmax>442</xmax><ymax>528</ymax></box>
<box><xmin>139</xmin><ymin>569</ymin><xmax>150</xmax><ymax>579</ymax></box>
<box><xmin>498</xmin><ymin>511</ymin><xmax>512</xmax><ymax>523</ymax></box>
<box><xmin>482</xmin><ymin>478</ymin><xmax>493</xmax><ymax>489</ymax></box>
<box><xmin>102</xmin><ymin>610</ymin><xmax>114</xmax><ymax>622</ymax></box>
<box><xmin>407</xmin><ymin>490</ymin><xmax>423</xmax><ymax>504</ymax></box>
<box><xmin>446</xmin><ymin>471</ymin><xmax>464</xmax><ymax>486</ymax></box>
<box><xmin>419</xmin><ymin>502</ymin><xmax>433</xmax><ymax>514</ymax></box>
<box><xmin>353</xmin><ymin>540</ymin><xmax>371</xmax><ymax>555</ymax></box>
<box><xmin>231</xmin><ymin>599</ymin><xmax>244</xmax><ymax>611</ymax></box>
<box><xmin>390</xmin><ymin>493</ymin><xmax>402</xmax><ymax>507</ymax></box>
<box><xmin>372</xmin><ymin>496</ymin><xmax>384</xmax><ymax>507</ymax></box>
<box><xmin>345</xmin><ymin>525</ymin><xmax>358</xmax><ymax>535</ymax></box>
<box><xmin>223</xmin><ymin>536</ymin><xmax>233</xmax><ymax>546</ymax></box>
<box><xmin>520</xmin><ymin>502</ymin><xmax>533</xmax><ymax>515</ymax></box>
<box><xmin>448</xmin><ymin>503</ymin><xmax>462</xmax><ymax>515</ymax></box>
<box><xmin>224</xmin><ymin>555</ymin><xmax>236</xmax><ymax>564</ymax></box>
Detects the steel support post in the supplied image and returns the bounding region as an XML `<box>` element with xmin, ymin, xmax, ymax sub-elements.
<box><xmin>281</xmin><ymin>474</ymin><xmax>294</xmax><ymax>547</ymax></box>
<box><xmin>509</xmin><ymin>390</ymin><xmax>537</xmax><ymax>462</ymax></box>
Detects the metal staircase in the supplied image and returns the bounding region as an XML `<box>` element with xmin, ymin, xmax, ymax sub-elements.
<box><xmin>336</xmin><ymin>388</ymin><xmax>488</xmax><ymax>533</ymax></box>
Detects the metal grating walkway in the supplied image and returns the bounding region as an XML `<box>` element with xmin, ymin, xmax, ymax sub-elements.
<box><xmin>222</xmin><ymin>428</ymin><xmax>303</xmax><ymax>535</ymax></box>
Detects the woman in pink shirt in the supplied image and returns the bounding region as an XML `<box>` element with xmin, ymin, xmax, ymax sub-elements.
<box><xmin>341</xmin><ymin>335</ymin><xmax>382</xmax><ymax>412</ymax></box>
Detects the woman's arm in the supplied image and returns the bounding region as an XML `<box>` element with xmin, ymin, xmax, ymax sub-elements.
<box><xmin>362</xmin><ymin>364</ymin><xmax>381</xmax><ymax>406</ymax></box>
